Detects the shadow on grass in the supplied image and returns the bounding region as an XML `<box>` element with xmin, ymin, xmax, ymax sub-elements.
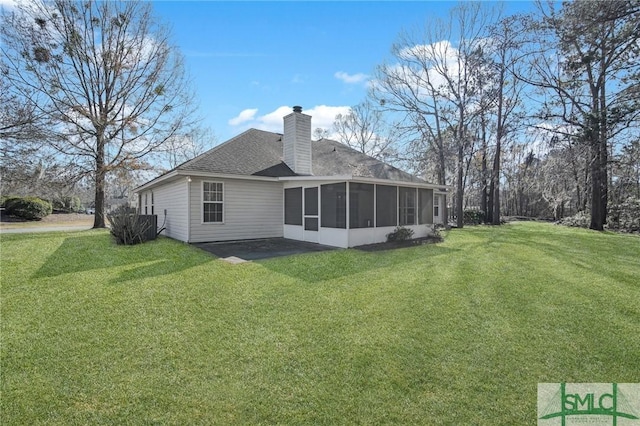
<box><xmin>1</xmin><ymin>231</ymin><xmax>90</xmax><ymax>242</ymax></box>
<box><xmin>257</xmin><ymin>243</ymin><xmax>457</xmax><ymax>283</ymax></box>
<box><xmin>109</xmin><ymin>254</ymin><xmax>211</xmax><ymax>285</ymax></box>
<box><xmin>33</xmin><ymin>234</ymin><xmax>211</xmax><ymax>284</ymax></box>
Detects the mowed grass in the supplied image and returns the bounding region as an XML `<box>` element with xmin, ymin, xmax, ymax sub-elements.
<box><xmin>1</xmin><ymin>222</ymin><xmax>639</xmax><ymax>425</ymax></box>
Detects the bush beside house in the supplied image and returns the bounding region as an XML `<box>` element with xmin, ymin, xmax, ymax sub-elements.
<box><xmin>386</xmin><ymin>226</ymin><xmax>415</xmax><ymax>242</ymax></box>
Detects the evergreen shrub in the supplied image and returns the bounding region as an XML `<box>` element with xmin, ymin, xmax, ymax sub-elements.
<box><xmin>386</xmin><ymin>226</ymin><xmax>415</xmax><ymax>242</ymax></box>
<box><xmin>4</xmin><ymin>197</ymin><xmax>53</xmax><ymax>220</ymax></box>
<box><xmin>463</xmin><ymin>209</ymin><xmax>485</xmax><ymax>225</ymax></box>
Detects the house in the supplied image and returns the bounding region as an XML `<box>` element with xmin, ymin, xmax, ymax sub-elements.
<box><xmin>134</xmin><ymin>106</ymin><xmax>447</xmax><ymax>248</ymax></box>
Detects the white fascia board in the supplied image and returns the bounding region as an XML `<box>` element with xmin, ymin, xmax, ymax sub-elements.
<box><xmin>350</xmin><ymin>176</ymin><xmax>451</xmax><ymax>191</ymax></box>
<box><xmin>278</xmin><ymin>175</ymin><xmax>353</xmax><ymax>182</ymax></box>
<box><xmin>133</xmin><ymin>170</ymin><xmax>180</xmax><ymax>194</ymax></box>
<box><xmin>134</xmin><ymin>171</ymin><xmax>279</xmax><ymax>194</ymax></box>
<box><xmin>278</xmin><ymin>174</ymin><xmax>450</xmax><ymax>191</ymax></box>
<box><xmin>184</xmin><ymin>171</ymin><xmax>279</xmax><ymax>182</ymax></box>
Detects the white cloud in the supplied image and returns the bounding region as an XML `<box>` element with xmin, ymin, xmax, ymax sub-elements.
<box><xmin>371</xmin><ymin>39</ymin><xmax>480</xmax><ymax>106</ymax></box>
<box><xmin>228</xmin><ymin>108</ymin><xmax>258</xmax><ymax>126</ymax></box>
<box><xmin>228</xmin><ymin>105</ymin><xmax>351</xmax><ymax>135</ymax></box>
<box><xmin>305</xmin><ymin>105</ymin><xmax>351</xmax><ymax>131</ymax></box>
<box><xmin>334</xmin><ymin>71</ymin><xmax>369</xmax><ymax>84</ymax></box>
<box><xmin>254</xmin><ymin>106</ymin><xmax>293</xmax><ymax>131</ymax></box>
<box><xmin>0</xmin><ymin>0</ymin><xmax>18</xmax><ymax>9</ymax></box>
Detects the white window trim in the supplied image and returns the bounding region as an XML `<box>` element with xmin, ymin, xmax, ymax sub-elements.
<box><xmin>202</xmin><ymin>180</ymin><xmax>224</xmax><ymax>224</ymax></box>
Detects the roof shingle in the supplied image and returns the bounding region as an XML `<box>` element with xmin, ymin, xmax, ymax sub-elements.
<box><xmin>174</xmin><ymin>128</ymin><xmax>424</xmax><ymax>183</ymax></box>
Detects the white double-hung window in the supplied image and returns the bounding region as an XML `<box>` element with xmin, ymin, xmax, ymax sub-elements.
<box><xmin>203</xmin><ymin>181</ymin><xmax>223</xmax><ymax>223</ymax></box>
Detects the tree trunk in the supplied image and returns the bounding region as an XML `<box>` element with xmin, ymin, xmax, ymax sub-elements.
<box><xmin>481</xmin><ymin>149</ymin><xmax>488</xmax><ymax>222</ymax></box>
<box><xmin>93</xmin><ymin>134</ymin><xmax>107</xmax><ymax>228</ymax></box>
<box><xmin>480</xmin><ymin>118</ymin><xmax>490</xmax><ymax>223</ymax></box>
<box><xmin>456</xmin><ymin>144</ymin><xmax>464</xmax><ymax>228</ymax></box>
<box><xmin>589</xmin><ymin>143</ymin><xmax>604</xmax><ymax>230</ymax></box>
<box><xmin>589</xmin><ymin>76</ymin><xmax>608</xmax><ymax>231</ymax></box>
<box><xmin>491</xmin><ymin>145</ymin><xmax>502</xmax><ymax>224</ymax></box>
<box><xmin>93</xmin><ymin>170</ymin><xmax>106</xmax><ymax>228</ymax></box>
<box><xmin>437</xmin><ymin>141</ymin><xmax>447</xmax><ymax>187</ymax></box>
<box><xmin>599</xmin><ymin>81</ymin><xmax>608</xmax><ymax>227</ymax></box>
<box><xmin>492</xmin><ymin>66</ymin><xmax>505</xmax><ymax>225</ymax></box>
<box><xmin>493</xmin><ymin>184</ymin><xmax>501</xmax><ymax>225</ymax></box>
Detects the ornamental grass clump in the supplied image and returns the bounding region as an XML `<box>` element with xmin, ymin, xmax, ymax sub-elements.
<box><xmin>106</xmin><ymin>206</ymin><xmax>151</xmax><ymax>245</ymax></box>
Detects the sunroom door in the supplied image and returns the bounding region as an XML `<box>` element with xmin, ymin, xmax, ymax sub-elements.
<box><xmin>303</xmin><ymin>186</ymin><xmax>319</xmax><ymax>243</ymax></box>
<box><xmin>434</xmin><ymin>194</ymin><xmax>443</xmax><ymax>224</ymax></box>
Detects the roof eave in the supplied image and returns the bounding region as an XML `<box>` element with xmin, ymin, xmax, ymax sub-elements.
<box><xmin>133</xmin><ymin>170</ymin><xmax>181</xmax><ymax>193</ymax></box>
<box><xmin>278</xmin><ymin>174</ymin><xmax>353</xmax><ymax>182</ymax></box>
<box><xmin>279</xmin><ymin>174</ymin><xmax>450</xmax><ymax>191</ymax></box>
<box><xmin>184</xmin><ymin>171</ymin><xmax>280</xmax><ymax>182</ymax></box>
<box><xmin>134</xmin><ymin>170</ymin><xmax>281</xmax><ymax>193</ymax></box>
<box><xmin>349</xmin><ymin>176</ymin><xmax>451</xmax><ymax>190</ymax></box>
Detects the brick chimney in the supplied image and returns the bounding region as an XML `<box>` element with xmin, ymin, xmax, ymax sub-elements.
<box><xmin>283</xmin><ymin>106</ymin><xmax>312</xmax><ymax>175</ymax></box>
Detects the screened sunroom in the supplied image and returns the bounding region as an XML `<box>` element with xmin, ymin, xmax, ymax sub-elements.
<box><xmin>281</xmin><ymin>177</ymin><xmax>446</xmax><ymax>248</ymax></box>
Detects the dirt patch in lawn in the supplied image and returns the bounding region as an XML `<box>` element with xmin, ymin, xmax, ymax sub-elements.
<box><xmin>355</xmin><ymin>236</ymin><xmax>444</xmax><ymax>252</ymax></box>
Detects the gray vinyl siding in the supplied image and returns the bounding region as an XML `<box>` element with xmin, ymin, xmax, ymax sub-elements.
<box><xmin>152</xmin><ymin>179</ymin><xmax>189</xmax><ymax>242</ymax></box>
<box><xmin>189</xmin><ymin>177</ymin><xmax>283</xmax><ymax>243</ymax></box>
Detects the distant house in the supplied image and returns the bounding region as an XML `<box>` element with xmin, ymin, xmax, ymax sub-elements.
<box><xmin>134</xmin><ymin>106</ymin><xmax>447</xmax><ymax>248</ymax></box>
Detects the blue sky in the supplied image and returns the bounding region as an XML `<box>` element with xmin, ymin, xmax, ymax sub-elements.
<box><xmin>0</xmin><ymin>0</ymin><xmax>535</xmax><ymax>142</ymax></box>
<box><xmin>151</xmin><ymin>1</ymin><xmax>535</xmax><ymax>142</ymax></box>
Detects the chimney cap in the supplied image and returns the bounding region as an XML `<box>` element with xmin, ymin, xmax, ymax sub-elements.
<box><xmin>292</xmin><ymin>105</ymin><xmax>302</xmax><ymax>113</ymax></box>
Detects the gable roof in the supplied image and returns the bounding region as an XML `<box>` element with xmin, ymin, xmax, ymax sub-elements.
<box><xmin>176</xmin><ymin>129</ymin><xmax>295</xmax><ymax>177</ymax></box>
<box><xmin>174</xmin><ymin>128</ymin><xmax>424</xmax><ymax>183</ymax></box>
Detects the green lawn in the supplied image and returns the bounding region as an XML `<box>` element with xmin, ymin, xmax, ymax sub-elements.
<box><xmin>1</xmin><ymin>222</ymin><xmax>639</xmax><ymax>424</ymax></box>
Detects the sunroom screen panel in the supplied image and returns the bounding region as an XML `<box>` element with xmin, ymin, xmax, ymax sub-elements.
<box><xmin>376</xmin><ymin>185</ymin><xmax>397</xmax><ymax>227</ymax></box>
<box><xmin>284</xmin><ymin>187</ymin><xmax>302</xmax><ymax>225</ymax></box>
<box><xmin>349</xmin><ymin>183</ymin><xmax>375</xmax><ymax>228</ymax></box>
<box><xmin>321</xmin><ymin>183</ymin><xmax>346</xmax><ymax>228</ymax></box>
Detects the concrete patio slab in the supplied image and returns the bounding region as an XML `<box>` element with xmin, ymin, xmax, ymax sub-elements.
<box><xmin>194</xmin><ymin>238</ymin><xmax>337</xmax><ymax>261</ymax></box>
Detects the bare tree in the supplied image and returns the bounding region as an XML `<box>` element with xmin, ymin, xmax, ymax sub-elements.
<box><xmin>0</xmin><ymin>77</ymin><xmax>46</xmax><ymax>143</ymax></box>
<box><xmin>1</xmin><ymin>0</ymin><xmax>197</xmax><ymax>228</ymax></box>
<box><xmin>520</xmin><ymin>0</ymin><xmax>640</xmax><ymax>230</ymax></box>
<box><xmin>313</xmin><ymin>127</ymin><xmax>331</xmax><ymax>141</ymax></box>
<box><xmin>160</xmin><ymin>126</ymin><xmax>217</xmax><ymax>171</ymax></box>
<box><xmin>1</xmin><ymin>73</ymin><xmax>80</xmax><ymax>200</ymax></box>
<box><xmin>537</xmin><ymin>149</ymin><xmax>575</xmax><ymax>220</ymax></box>
<box><xmin>332</xmin><ymin>100</ymin><xmax>397</xmax><ymax>160</ymax></box>
<box><xmin>373</xmin><ymin>3</ymin><xmax>496</xmax><ymax>227</ymax></box>
<box><xmin>0</xmin><ymin>69</ymin><xmax>50</xmax><ymax>170</ymax></box>
<box><xmin>485</xmin><ymin>16</ymin><xmax>527</xmax><ymax>224</ymax></box>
